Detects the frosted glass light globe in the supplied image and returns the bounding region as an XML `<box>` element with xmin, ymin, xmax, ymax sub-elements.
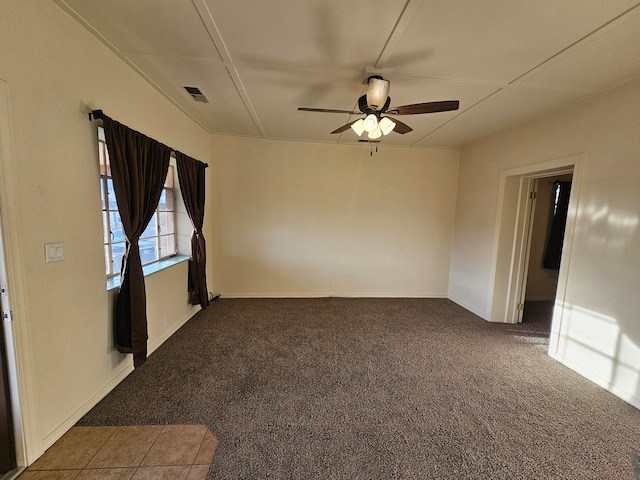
<box><xmin>363</xmin><ymin>114</ymin><xmax>378</xmax><ymax>133</ymax></box>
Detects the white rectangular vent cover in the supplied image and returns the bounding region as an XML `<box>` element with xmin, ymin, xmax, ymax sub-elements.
<box><xmin>183</xmin><ymin>86</ymin><xmax>209</xmax><ymax>103</ymax></box>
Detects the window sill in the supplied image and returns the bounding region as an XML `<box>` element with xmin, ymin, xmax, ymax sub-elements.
<box><xmin>106</xmin><ymin>255</ymin><xmax>189</xmax><ymax>291</ymax></box>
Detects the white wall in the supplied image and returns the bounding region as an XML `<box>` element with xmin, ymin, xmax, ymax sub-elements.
<box><xmin>450</xmin><ymin>78</ymin><xmax>640</xmax><ymax>409</ymax></box>
<box><xmin>210</xmin><ymin>136</ymin><xmax>459</xmax><ymax>297</ymax></box>
<box><xmin>0</xmin><ymin>0</ymin><xmax>212</xmax><ymax>463</ymax></box>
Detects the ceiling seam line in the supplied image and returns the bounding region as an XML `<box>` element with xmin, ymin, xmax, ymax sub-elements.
<box><xmin>410</xmin><ymin>88</ymin><xmax>505</xmax><ymax>146</ymax></box>
<box><xmin>374</xmin><ymin>0</ymin><xmax>425</xmax><ymax>69</ymax></box>
<box><xmin>191</xmin><ymin>0</ymin><xmax>267</xmax><ymax>137</ymax></box>
<box><xmin>510</xmin><ymin>2</ymin><xmax>640</xmax><ymax>85</ymax></box>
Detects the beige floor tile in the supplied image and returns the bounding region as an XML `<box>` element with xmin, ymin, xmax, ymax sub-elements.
<box><xmin>29</xmin><ymin>427</ymin><xmax>118</xmax><ymax>470</ymax></box>
<box><xmin>193</xmin><ymin>430</ymin><xmax>218</xmax><ymax>465</ymax></box>
<box><xmin>75</xmin><ymin>468</ymin><xmax>137</xmax><ymax>480</ymax></box>
<box><xmin>187</xmin><ymin>464</ymin><xmax>210</xmax><ymax>480</ymax></box>
<box><xmin>130</xmin><ymin>465</ymin><xmax>191</xmax><ymax>480</ymax></box>
<box><xmin>140</xmin><ymin>425</ymin><xmax>207</xmax><ymax>466</ymax></box>
<box><xmin>18</xmin><ymin>470</ymin><xmax>81</xmax><ymax>479</ymax></box>
<box><xmin>86</xmin><ymin>425</ymin><xmax>163</xmax><ymax>468</ymax></box>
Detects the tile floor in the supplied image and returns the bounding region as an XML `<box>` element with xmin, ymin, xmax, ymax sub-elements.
<box><xmin>19</xmin><ymin>424</ymin><xmax>217</xmax><ymax>480</ymax></box>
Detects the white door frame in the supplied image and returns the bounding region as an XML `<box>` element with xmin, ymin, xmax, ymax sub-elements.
<box><xmin>511</xmin><ymin>176</ymin><xmax>539</xmax><ymax>324</ymax></box>
<box><xmin>0</xmin><ymin>80</ymin><xmax>38</xmax><ymax>470</ymax></box>
<box><xmin>487</xmin><ymin>154</ymin><xmax>583</xmax><ymax>355</ymax></box>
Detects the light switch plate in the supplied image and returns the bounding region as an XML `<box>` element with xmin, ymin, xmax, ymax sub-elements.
<box><xmin>45</xmin><ymin>242</ymin><xmax>64</xmax><ymax>263</ymax></box>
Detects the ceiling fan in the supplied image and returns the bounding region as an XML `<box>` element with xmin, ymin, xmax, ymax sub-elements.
<box><xmin>298</xmin><ymin>75</ymin><xmax>460</xmax><ymax>140</ymax></box>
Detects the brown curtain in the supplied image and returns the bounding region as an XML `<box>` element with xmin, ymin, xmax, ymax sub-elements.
<box><xmin>176</xmin><ymin>152</ymin><xmax>209</xmax><ymax>309</ymax></box>
<box><xmin>103</xmin><ymin>117</ymin><xmax>171</xmax><ymax>367</ymax></box>
<box><xmin>543</xmin><ymin>181</ymin><xmax>572</xmax><ymax>270</ymax></box>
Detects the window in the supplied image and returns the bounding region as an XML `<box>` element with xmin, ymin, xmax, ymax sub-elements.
<box><xmin>98</xmin><ymin>128</ymin><xmax>177</xmax><ymax>277</ymax></box>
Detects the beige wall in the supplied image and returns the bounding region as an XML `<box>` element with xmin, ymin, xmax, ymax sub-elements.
<box><xmin>450</xmin><ymin>78</ymin><xmax>640</xmax><ymax>409</ymax></box>
<box><xmin>210</xmin><ymin>136</ymin><xmax>459</xmax><ymax>297</ymax></box>
<box><xmin>0</xmin><ymin>0</ymin><xmax>212</xmax><ymax>463</ymax></box>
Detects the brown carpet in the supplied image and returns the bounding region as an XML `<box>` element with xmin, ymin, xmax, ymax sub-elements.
<box><xmin>78</xmin><ymin>298</ymin><xmax>640</xmax><ymax>479</ymax></box>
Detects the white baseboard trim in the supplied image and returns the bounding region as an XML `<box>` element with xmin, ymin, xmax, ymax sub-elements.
<box><xmin>447</xmin><ymin>294</ymin><xmax>488</xmax><ymax>320</ymax></box>
<box><xmin>218</xmin><ymin>292</ymin><xmax>449</xmax><ymax>299</ymax></box>
<box><xmin>551</xmin><ymin>352</ymin><xmax>640</xmax><ymax>411</ymax></box>
<box><xmin>39</xmin><ymin>305</ymin><xmax>201</xmax><ymax>456</ymax></box>
<box><xmin>148</xmin><ymin>305</ymin><xmax>201</xmax><ymax>355</ymax></box>
<box><xmin>40</xmin><ymin>362</ymin><xmax>132</xmax><ymax>454</ymax></box>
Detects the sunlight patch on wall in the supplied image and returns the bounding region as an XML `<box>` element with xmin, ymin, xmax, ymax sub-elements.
<box><xmin>554</xmin><ymin>303</ymin><xmax>640</xmax><ymax>404</ymax></box>
<box><xmin>578</xmin><ymin>203</ymin><xmax>639</xmax><ymax>250</ymax></box>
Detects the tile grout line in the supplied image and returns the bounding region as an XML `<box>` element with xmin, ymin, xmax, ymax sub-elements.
<box><xmin>23</xmin><ymin>425</ymin><xmax>215</xmax><ymax>478</ymax></box>
<box><xmin>137</xmin><ymin>424</ymin><xmax>166</xmax><ymax>468</ymax></box>
<box><xmin>192</xmin><ymin>427</ymin><xmax>210</xmax><ymax>465</ymax></box>
<box><xmin>83</xmin><ymin>425</ymin><xmax>121</xmax><ymax>470</ymax></box>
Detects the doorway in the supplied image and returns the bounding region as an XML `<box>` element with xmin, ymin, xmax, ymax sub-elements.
<box><xmin>0</xmin><ymin>298</ymin><xmax>15</xmax><ymax>474</ymax></box>
<box><xmin>0</xmin><ymin>213</ymin><xmax>17</xmax><ymax>476</ymax></box>
<box><xmin>520</xmin><ymin>173</ymin><xmax>573</xmax><ymax>338</ymax></box>
<box><xmin>488</xmin><ymin>154</ymin><xmax>583</xmax><ymax>359</ymax></box>
<box><xmin>0</xmin><ymin>80</ymin><xmax>26</xmax><ymax>478</ymax></box>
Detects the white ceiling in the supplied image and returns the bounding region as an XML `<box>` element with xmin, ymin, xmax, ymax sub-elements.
<box><xmin>55</xmin><ymin>0</ymin><xmax>640</xmax><ymax>148</ymax></box>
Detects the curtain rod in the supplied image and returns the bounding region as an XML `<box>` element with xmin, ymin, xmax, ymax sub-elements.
<box><xmin>88</xmin><ymin>109</ymin><xmax>208</xmax><ymax>167</ymax></box>
<box><xmin>88</xmin><ymin>109</ymin><xmax>105</xmax><ymax>121</ymax></box>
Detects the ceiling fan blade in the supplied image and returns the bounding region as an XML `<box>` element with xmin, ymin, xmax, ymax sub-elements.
<box><xmin>387</xmin><ymin>100</ymin><xmax>459</xmax><ymax>115</ymax></box>
<box><xmin>331</xmin><ymin>119</ymin><xmax>361</xmax><ymax>134</ymax></box>
<box><xmin>298</xmin><ymin>107</ymin><xmax>361</xmax><ymax>115</ymax></box>
<box><xmin>390</xmin><ymin>118</ymin><xmax>413</xmax><ymax>134</ymax></box>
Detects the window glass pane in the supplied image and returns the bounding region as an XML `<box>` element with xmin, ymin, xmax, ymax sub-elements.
<box><xmin>157</xmin><ymin>189</ymin><xmax>174</xmax><ymax>212</ymax></box>
<box><xmin>109</xmin><ymin>211</ymin><xmax>125</xmax><ymax>243</ymax></box>
<box><xmin>100</xmin><ymin>179</ymin><xmax>106</xmax><ymax>210</ymax></box>
<box><xmin>107</xmin><ymin>178</ymin><xmax>118</xmax><ymax>210</ymax></box>
<box><xmin>139</xmin><ymin>238</ymin><xmax>158</xmax><ymax>265</ymax></box>
<box><xmin>160</xmin><ymin>234</ymin><xmax>176</xmax><ymax>258</ymax></box>
<box><xmin>102</xmin><ymin>211</ymin><xmax>110</xmax><ymax>244</ymax></box>
<box><xmin>165</xmin><ymin>165</ymin><xmax>174</xmax><ymax>188</ymax></box>
<box><xmin>99</xmin><ymin>141</ymin><xmax>111</xmax><ymax>176</ymax></box>
<box><xmin>104</xmin><ymin>245</ymin><xmax>111</xmax><ymax>276</ymax></box>
<box><xmin>157</xmin><ymin>190</ymin><xmax>166</xmax><ymax>211</ymax></box>
<box><xmin>141</xmin><ymin>215</ymin><xmax>157</xmax><ymax>239</ymax></box>
<box><xmin>111</xmin><ymin>242</ymin><xmax>126</xmax><ymax>274</ymax></box>
<box><xmin>158</xmin><ymin>211</ymin><xmax>175</xmax><ymax>235</ymax></box>
<box><xmin>99</xmin><ymin>142</ymin><xmax>106</xmax><ymax>175</ymax></box>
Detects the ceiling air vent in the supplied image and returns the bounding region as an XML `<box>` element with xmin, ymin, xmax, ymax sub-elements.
<box><xmin>183</xmin><ymin>86</ymin><xmax>209</xmax><ymax>103</ymax></box>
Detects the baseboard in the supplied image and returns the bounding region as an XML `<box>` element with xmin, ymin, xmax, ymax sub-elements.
<box><xmin>39</xmin><ymin>305</ymin><xmax>201</xmax><ymax>457</ymax></box>
<box><xmin>148</xmin><ymin>305</ymin><xmax>201</xmax><ymax>355</ymax></box>
<box><xmin>40</xmin><ymin>362</ymin><xmax>133</xmax><ymax>454</ymax></box>
<box><xmin>551</xmin><ymin>352</ymin><xmax>640</xmax><ymax>411</ymax></box>
<box><xmin>447</xmin><ymin>294</ymin><xmax>488</xmax><ymax>320</ymax></box>
<box><xmin>219</xmin><ymin>292</ymin><xmax>449</xmax><ymax>299</ymax></box>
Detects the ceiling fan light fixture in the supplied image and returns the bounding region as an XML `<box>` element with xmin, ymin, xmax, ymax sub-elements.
<box><xmin>366</xmin><ymin>76</ymin><xmax>390</xmax><ymax>111</ymax></box>
<box><xmin>363</xmin><ymin>114</ymin><xmax>378</xmax><ymax>133</ymax></box>
<box><xmin>379</xmin><ymin>117</ymin><xmax>396</xmax><ymax>135</ymax></box>
<box><xmin>351</xmin><ymin>119</ymin><xmax>365</xmax><ymax>136</ymax></box>
<box><xmin>368</xmin><ymin>126</ymin><xmax>382</xmax><ymax>139</ymax></box>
